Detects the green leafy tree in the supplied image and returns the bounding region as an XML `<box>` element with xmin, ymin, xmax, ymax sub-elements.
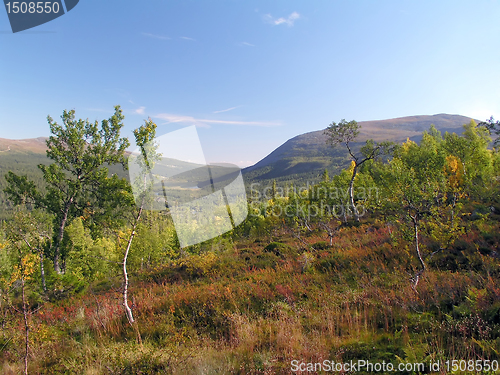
<box><xmin>479</xmin><ymin>116</ymin><xmax>500</xmax><ymax>146</ymax></box>
<box><xmin>120</xmin><ymin>118</ymin><xmax>160</xmax><ymax>332</ymax></box>
<box><xmin>5</xmin><ymin>106</ymin><xmax>130</xmax><ymax>274</ymax></box>
<box><xmin>271</xmin><ymin>180</ymin><xmax>277</xmax><ymax>200</ymax></box>
<box><xmin>324</xmin><ymin>119</ymin><xmax>394</xmax><ymax>222</ymax></box>
<box><xmin>3</xmin><ymin>212</ymin><xmax>44</xmax><ymax>375</ymax></box>
<box><xmin>382</xmin><ymin>135</ymin><xmax>446</xmax><ymax>288</ymax></box>
<box><xmin>129</xmin><ymin>213</ymin><xmax>179</xmax><ymax>270</ymax></box>
<box><xmin>63</xmin><ymin>217</ymin><xmax>116</xmax><ymax>286</ymax></box>
<box><xmin>321</xmin><ymin>168</ymin><xmax>329</xmax><ymax>183</ymax></box>
<box><xmin>443</xmin><ymin>120</ymin><xmax>494</xmax><ymax>198</ymax></box>
<box><xmin>3</xmin><ymin>210</ymin><xmax>52</xmax><ymax>293</ymax></box>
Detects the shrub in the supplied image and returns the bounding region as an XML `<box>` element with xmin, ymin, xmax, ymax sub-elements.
<box><xmin>311</xmin><ymin>241</ymin><xmax>329</xmax><ymax>250</ymax></box>
<box><xmin>263</xmin><ymin>242</ymin><xmax>295</xmax><ymax>258</ymax></box>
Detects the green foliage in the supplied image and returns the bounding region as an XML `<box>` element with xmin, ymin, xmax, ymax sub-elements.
<box><xmin>127</xmin><ymin>214</ymin><xmax>178</xmax><ymax>271</ymax></box>
<box><xmin>4</xmin><ymin>106</ymin><xmax>130</xmax><ymax>274</ymax></box>
<box><xmin>175</xmin><ymin>251</ymin><xmax>218</xmax><ymax>279</ymax></box>
<box><xmin>2</xmin><ymin>112</ymin><xmax>500</xmax><ymax>372</ymax></box>
<box><xmin>0</xmin><ymin>150</ymin><xmax>50</xmax><ymax>220</ymax></box>
<box><xmin>321</xmin><ymin>168</ymin><xmax>329</xmax><ymax>183</ymax></box>
<box><xmin>324</xmin><ymin>119</ymin><xmax>360</xmax><ymax>147</ymax></box>
<box><xmin>341</xmin><ymin>334</ymin><xmax>406</xmax><ymax>362</ymax></box>
<box><xmin>479</xmin><ymin>116</ymin><xmax>500</xmax><ymax>146</ymax></box>
<box><xmin>263</xmin><ymin>242</ymin><xmax>295</xmax><ymax>257</ymax></box>
<box><xmin>0</xmin><ymin>210</ymin><xmax>52</xmax><ymax>295</ymax></box>
<box><xmin>443</xmin><ymin>120</ymin><xmax>494</xmax><ymax>194</ymax></box>
<box><xmin>325</xmin><ymin>119</ymin><xmax>396</xmax><ymax>222</ymax></box>
<box><xmin>63</xmin><ymin>217</ymin><xmax>115</xmax><ymax>284</ymax></box>
<box><xmin>311</xmin><ymin>240</ymin><xmax>329</xmax><ymax>250</ymax></box>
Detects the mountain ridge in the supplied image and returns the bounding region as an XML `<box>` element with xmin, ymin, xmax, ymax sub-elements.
<box><xmin>0</xmin><ymin>114</ymin><xmax>484</xmax><ymax>192</ymax></box>
<box><xmin>0</xmin><ymin>137</ymin><xmax>49</xmax><ymax>154</ymax></box>
<box><xmin>243</xmin><ymin>114</ymin><xmax>479</xmax><ymax>184</ymax></box>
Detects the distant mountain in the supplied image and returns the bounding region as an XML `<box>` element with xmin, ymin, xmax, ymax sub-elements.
<box><xmin>0</xmin><ymin>114</ymin><xmax>483</xmax><ymax>218</ymax></box>
<box><xmin>0</xmin><ymin>138</ymin><xmax>51</xmax><ymax>219</ymax></box>
<box><xmin>242</xmin><ymin>114</ymin><xmax>478</xmax><ymax>186</ymax></box>
<box><xmin>0</xmin><ymin>137</ymin><xmax>49</xmax><ymax>154</ymax></box>
<box><xmin>0</xmin><ymin>137</ymin><xmax>127</xmax><ymax>220</ymax></box>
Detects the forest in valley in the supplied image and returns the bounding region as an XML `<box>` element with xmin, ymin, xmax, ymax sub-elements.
<box><xmin>1</xmin><ymin>106</ymin><xmax>500</xmax><ymax>374</ymax></box>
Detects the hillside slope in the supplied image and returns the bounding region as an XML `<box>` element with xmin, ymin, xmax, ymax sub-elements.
<box><xmin>0</xmin><ymin>138</ymin><xmax>50</xmax><ymax>219</ymax></box>
<box><xmin>243</xmin><ymin>114</ymin><xmax>477</xmax><ymax>185</ymax></box>
<box><xmin>0</xmin><ymin>114</ymin><xmax>480</xmax><ymax>216</ymax></box>
<box><xmin>0</xmin><ymin>137</ymin><xmax>49</xmax><ymax>154</ymax></box>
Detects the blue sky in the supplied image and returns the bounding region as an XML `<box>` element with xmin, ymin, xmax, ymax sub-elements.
<box><xmin>1</xmin><ymin>0</ymin><xmax>499</xmax><ymax>167</ymax></box>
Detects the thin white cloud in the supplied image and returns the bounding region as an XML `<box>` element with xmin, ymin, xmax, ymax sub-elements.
<box><xmin>142</xmin><ymin>32</ymin><xmax>171</xmax><ymax>40</ymax></box>
<box><xmin>241</xmin><ymin>42</ymin><xmax>255</xmax><ymax>47</ymax></box>
<box><xmin>180</xmin><ymin>36</ymin><xmax>196</xmax><ymax>41</ymax></box>
<box><xmin>135</xmin><ymin>106</ymin><xmax>146</xmax><ymax>115</ymax></box>
<box><xmin>154</xmin><ymin>113</ymin><xmax>281</xmax><ymax>128</ymax></box>
<box><xmin>213</xmin><ymin>106</ymin><xmax>240</xmax><ymax>114</ymax></box>
<box><xmin>154</xmin><ymin>114</ymin><xmax>211</xmax><ymax>128</ymax></box>
<box><xmin>263</xmin><ymin>11</ymin><xmax>300</xmax><ymax>27</ymax></box>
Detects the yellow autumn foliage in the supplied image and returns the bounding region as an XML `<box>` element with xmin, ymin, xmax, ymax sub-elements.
<box><xmin>444</xmin><ymin>155</ymin><xmax>465</xmax><ymax>190</ymax></box>
<box><xmin>9</xmin><ymin>253</ymin><xmax>37</xmax><ymax>286</ymax></box>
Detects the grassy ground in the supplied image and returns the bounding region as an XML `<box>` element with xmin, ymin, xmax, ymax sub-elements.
<box><xmin>1</xmin><ymin>219</ymin><xmax>500</xmax><ymax>374</ymax></box>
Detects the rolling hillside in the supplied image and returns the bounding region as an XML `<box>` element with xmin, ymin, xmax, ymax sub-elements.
<box><xmin>242</xmin><ymin>114</ymin><xmax>477</xmax><ymax>186</ymax></box>
<box><xmin>0</xmin><ymin>114</ymin><xmax>481</xmax><ymax>218</ymax></box>
<box><xmin>0</xmin><ymin>137</ymin><xmax>128</xmax><ymax>220</ymax></box>
<box><xmin>0</xmin><ymin>138</ymin><xmax>50</xmax><ymax>220</ymax></box>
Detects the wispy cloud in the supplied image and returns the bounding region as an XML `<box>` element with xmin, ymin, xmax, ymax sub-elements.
<box><xmin>241</xmin><ymin>42</ymin><xmax>255</xmax><ymax>47</ymax></box>
<box><xmin>180</xmin><ymin>36</ymin><xmax>196</xmax><ymax>41</ymax></box>
<box><xmin>154</xmin><ymin>113</ymin><xmax>281</xmax><ymax>128</ymax></box>
<box><xmin>142</xmin><ymin>32</ymin><xmax>171</xmax><ymax>40</ymax></box>
<box><xmin>213</xmin><ymin>106</ymin><xmax>240</xmax><ymax>114</ymax></box>
<box><xmin>135</xmin><ymin>106</ymin><xmax>146</xmax><ymax>115</ymax></box>
<box><xmin>263</xmin><ymin>11</ymin><xmax>300</xmax><ymax>26</ymax></box>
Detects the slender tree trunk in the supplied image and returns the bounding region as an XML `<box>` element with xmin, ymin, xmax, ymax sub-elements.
<box><xmin>122</xmin><ymin>224</ymin><xmax>138</xmax><ymax>325</ymax></box>
<box><xmin>53</xmin><ymin>198</ymin><xmax>73</xmax><ymax>274</ymax></box>
<box><xmin>20</xmin><ymin>237</ymin><xmax>47</xmax><ymax>293</ymax></box>
<box><xmin>122</xmin><ymin>204</ymin><xmax>143</xmax><ymax>345</ymax></box>
<box><xmin>450</xmin><ymin>192</ymin><xmax>458</xmax><ymax>230</ymax></box>
<box><xmin>411</xmin><ymin>215</ymin><xmax>426</xmax><ymax>289</ymax></box>
<box><xmin>39</xmin><ymin>251</ymin><xmax>46</xmax><ymax>293</ymax></box>
<box><xmin>349</xmin><ymin>163</ymin><xmax>359</xmax><ymax>222</ymax></box>
<box><xmin>319</xmin><ymin>222</ymin><xmax>334</xmax><ymax>246</ymax></box>
<box><xmin>21</xmin><ymin>275</ymin><xmax>29</xmax><ymax>375</ymax></box>
<box><xmin>342</xmin><ymin>204</ymin><xmax>348</xmax><ymax>223</ymax></box>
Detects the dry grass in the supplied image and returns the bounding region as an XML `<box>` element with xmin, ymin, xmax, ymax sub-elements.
<box><xmin>1</xmin><ymin>221</ymin><xmax>499</xmax><ymax>373</ymax></box>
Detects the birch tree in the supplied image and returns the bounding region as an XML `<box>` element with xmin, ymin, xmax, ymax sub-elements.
<box><xmin>324</xmin><ymin>119</ymin><xmax>394</xmax><ymax>222</ymax></box>
<box><xmin>119</xmin><ymin>119</ymin><xmax>159</xmax><ymax>337</ymax></box>
<box><xmin>4</xmin><ymin>212</ymin><xmax>42</xmax><ymax>375</ymax></box>
<box><xmin>4</xmin><ymin>106</ymin><xmax>129</xmax><ymax>274</ymax></box>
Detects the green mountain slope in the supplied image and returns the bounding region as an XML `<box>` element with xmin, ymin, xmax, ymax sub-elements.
<box><xmin>242</xmin><ymin>114</ymin><xmax>477</xmax><ymax>186</ymax></box>
<box><xmin>0</xmin><ymin>138</ymin><xmax>50</xmax><ymax>220</ymax></box>
<box><xmin>0</xmin><ymin>114</ymin><xmax>480</xmax><ymax>218</ymax></box>
<box><xmin>0</xmin><ymin>137</ymin><xmax>129</xmax><ymax>220</ymax></box>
